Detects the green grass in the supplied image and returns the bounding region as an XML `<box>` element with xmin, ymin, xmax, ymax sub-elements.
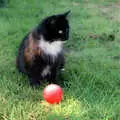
<box><xmin>0</xmin><ymin>0</ymin><xmax>120</xmax><ymax>119</ymax></box>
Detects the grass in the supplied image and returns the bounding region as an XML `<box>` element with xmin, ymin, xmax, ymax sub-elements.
<box><xmin>0</xmin><ymin>0</ymin><xmax>120</xmax><ymax>119</ymax></box>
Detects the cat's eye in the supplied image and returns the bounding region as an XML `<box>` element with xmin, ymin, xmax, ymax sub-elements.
<box><xmin>58</xmin><ymin>30</ymin><xmax>63</xmax><ymax>34</ymax></box>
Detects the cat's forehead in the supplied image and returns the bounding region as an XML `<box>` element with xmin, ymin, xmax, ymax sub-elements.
<box><xmin>55</xmin><ymin>16</ymin><xmax>68</xmax><ymax>25</ymax></box>
<box><xmin>46</xmin><ymin>16</ymin><xmax>68</xmax><ymax>29</ymax></box>
<box><xmin>49</xmin><ymin>14</ymin><xmax>67</xmax><ymax>22</ymax></box>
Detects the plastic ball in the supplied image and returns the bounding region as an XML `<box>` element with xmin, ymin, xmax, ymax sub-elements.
<box><xmin>43</xmin><ymin>84</ymin><xmax>63</xmax><ymax>104</ymax></box>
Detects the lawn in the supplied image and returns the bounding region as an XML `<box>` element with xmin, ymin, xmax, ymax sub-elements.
<box><xmin>0</xmin><ymin>0</ymin><xmax>120</xmax><ymax>119</ymax></box>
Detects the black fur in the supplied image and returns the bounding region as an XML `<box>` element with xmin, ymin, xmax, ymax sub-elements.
<box><xmin>16</xmin><ymin>11</ymin><xmax>70</xmax><ymax>87</ymax></box>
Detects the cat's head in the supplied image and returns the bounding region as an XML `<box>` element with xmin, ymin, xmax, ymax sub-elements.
<box><xmin>40</xmin><ymin>11</ymin><xmax>70</xmax><ymax>42</ymax></box>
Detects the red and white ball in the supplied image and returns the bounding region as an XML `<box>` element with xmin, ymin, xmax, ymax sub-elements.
<box><xmin>43</xmin><ymin>84</ymin><xmax>63</xmax><ymax>104</ymax></box>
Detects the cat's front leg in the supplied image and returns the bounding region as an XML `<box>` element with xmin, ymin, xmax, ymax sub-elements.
<box><xmin>58</xmin><ymin>52</ymin><xmax>65</xmax><ymax>71</ymax></box>
<box><xmin>47</xmin><ymin>68</ymin><xmax>58</xmax><ymax>84</ymax></box>
<box><xmin>29</xmin><ymin>76</ymin><xmax>40</xmax><ymax>88</ymax></box>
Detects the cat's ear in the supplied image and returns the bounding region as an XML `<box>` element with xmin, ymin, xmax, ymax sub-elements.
<box><xmin>63</xmin><ymin>10</ymin><xmax>71</xmax><ymax>18</ymax></box>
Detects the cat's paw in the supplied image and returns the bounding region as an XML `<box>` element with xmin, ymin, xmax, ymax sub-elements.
<box><xmin>61</xmin><ymin>68</ymin><xmax>65</xmax><ymax>71</ymax></box>
<box><xmin>29</xmin><ymin>78</ymin><xmax>40</xmax><ymax>88</ymax></box>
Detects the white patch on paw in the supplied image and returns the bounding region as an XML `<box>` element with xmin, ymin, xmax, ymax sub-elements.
<box><xmin>61</xmin><ymin>68</ymin><xmax>65</xmax><ymax>71</ymax></box>
<box><xmin>41</xmin><ymin>66</ymin><xmax>51</xmax><ymax>77</ymax></box>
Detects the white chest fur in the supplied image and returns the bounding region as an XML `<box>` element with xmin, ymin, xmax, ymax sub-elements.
<box><xmin>39</xmin><ymin>38</ymin><xmax>63</xmax><ymax>56</ymax></box>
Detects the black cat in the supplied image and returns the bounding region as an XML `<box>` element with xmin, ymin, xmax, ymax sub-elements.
<box><xmin>16</xmin><ymin>11</ymin><xmax>70</xmax><ymax>87</ymax></box>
